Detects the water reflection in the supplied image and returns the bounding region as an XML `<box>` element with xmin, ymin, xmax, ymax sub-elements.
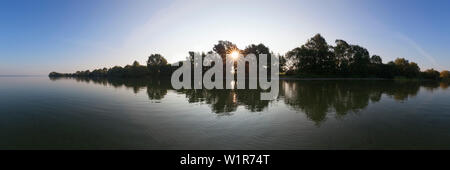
<box><xmin>175</xmin><ymin>87</ymin><xmax>271</xmax><ymax>114</ymax></box>
<box><xmin>441</xmin><ymin>82</ymin><xmax>449</xmax><ymax>89</ymax></box>
<box><xmin>50</xmin><ymin>77</ymin><xmax>448</xmax><ymax>124</ymax></box>
<box><xmin>281</xmin><ymin>80</ymin><xmax>422</xmax><ymax>124</ymax></box>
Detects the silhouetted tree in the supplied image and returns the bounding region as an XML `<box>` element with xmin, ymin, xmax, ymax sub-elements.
<box><xmin>421</xmin><ymin>69</ymin><xmax>440</xmax><ymax>80</ymax></box>
<box><xmin>392</xmin><ymin>58</ymin><xmax>420</xmax><ymax>78</ymax></box>
<box><xmin>242</xmin><ymin>44</ymin><xmax>270</xmax><ymax>56</ymax></box>
<box><xmin>213</xmin><ymin>40</ymin><xmax>240</xmax><ymax>62</ymax></box>
<box><xmin>278</xmin><ymin>55</ymin><xmax>287</xmax><ymax>73</ymax></box>
<box><xmin>286</xmin><ymin>34</ymin><xmax>334</xmax><ymax>74</ymax></box>
<box><xmin>242</xmin><ymin>43</ymin><xmax>273</xmax><ymax>76</ymax></box>
<box><xmin>370</xmin><ymin>55</ymin><xmax>382</xmax><ymax>65</ymax></box>
<box><xmin>128</xmin><ymin>61</ymin><xmax>148</xmax><ymax>77</ymax></box>
<box><xmin>147</xmin><ymin>54</ymin><xmax>168</xmax><ymax>67</ymax></box>
<box><xmin>441</xmin><ymin>70</ymin><xmax>450</xmax><ymax>80</ymax></box>
<box><xmin>348</xmin><ymin>45</ymin><xmax>370</xmax><ymax>75</ymax></box>
<box><xmin>333</xmin><ymin>39</ymin><xmax>352</xmax><ymax>73</ymax></box>
<box><xmin>147</xmin><ymin>54</ymin><xmax>170</xmax><ymax>76</ymax></box>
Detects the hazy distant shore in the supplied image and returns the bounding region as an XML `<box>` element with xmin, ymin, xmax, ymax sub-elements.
<box><xmin>0</xmin><ymin>75</ymin><xmax>45</xmax><ymax>77</ymax></box>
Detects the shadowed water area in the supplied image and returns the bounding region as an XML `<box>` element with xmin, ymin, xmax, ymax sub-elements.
<box><xmin>1</xmin><ymin>77</ymin><xmax>450</xmax><ymax>149</ymax></box>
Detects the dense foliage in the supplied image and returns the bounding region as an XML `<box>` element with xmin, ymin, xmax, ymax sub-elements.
<box><xmin>50</xmin><ymin>34</ymin><xmax>449</xmax><ymax>80</ymax></box>
<box><xmin>283</xmin><ymin>34</ymin><xmax>449</xmax><ymax>80</ymax></box>
<box><xmin>49</xmin><ymin>56</ymin><xmax>174</xmax><ymax>78</ymax></box>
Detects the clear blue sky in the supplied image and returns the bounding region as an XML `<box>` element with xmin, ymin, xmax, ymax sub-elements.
<box><xmin>1</xmin><ymin>0</ymin><xmax>449</xmax><ymax>75</ymax></box>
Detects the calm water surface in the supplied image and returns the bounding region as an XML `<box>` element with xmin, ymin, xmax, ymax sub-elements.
<box><xmin>1</xmin><ymin>77</ymin><xmax>450</xmax><ymax>149</ymax></box>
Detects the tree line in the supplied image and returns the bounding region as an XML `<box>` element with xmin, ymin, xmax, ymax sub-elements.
<box><xmin>49</xmin><ymin>33</ymin><xmax>450</xmax><ymax>80</ymax></box>
<box><xmin>285</xmin><ymin>34</ymin><xmax>449</xmax><ymax>80</ymax></box>
<box><xmin>49</xmin><ymin>54</ymin><xmax>172</xmax><ymax>78</ymax></box>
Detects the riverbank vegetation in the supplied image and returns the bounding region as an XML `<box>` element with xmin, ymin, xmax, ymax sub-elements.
<box><xmin>49</xmin><ymin>34</ymin><xmax>449</xmax><ymax>81</ymax></box>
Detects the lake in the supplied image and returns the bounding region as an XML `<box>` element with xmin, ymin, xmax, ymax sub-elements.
<box><xmin>1</xmin><ymin>76</ymin><xmax>450</xmax><ymax>149</ymax></box>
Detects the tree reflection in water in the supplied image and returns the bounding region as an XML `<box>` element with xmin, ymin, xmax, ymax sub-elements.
<box><xmin>50</xmin><ymin>77</ymin><xmax>447</xmax><ymax>124</ymax></box>
<box><xmin>281</xmin><ymin>80</ymin><xmax>424</xmax><ymax>124</ymax></box>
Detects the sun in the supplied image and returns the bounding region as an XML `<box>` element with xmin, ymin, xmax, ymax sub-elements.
<box><xmin>230</xmin><ymin>51</ymin><xmax>239</xmax><ymax>60</ymax></box>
